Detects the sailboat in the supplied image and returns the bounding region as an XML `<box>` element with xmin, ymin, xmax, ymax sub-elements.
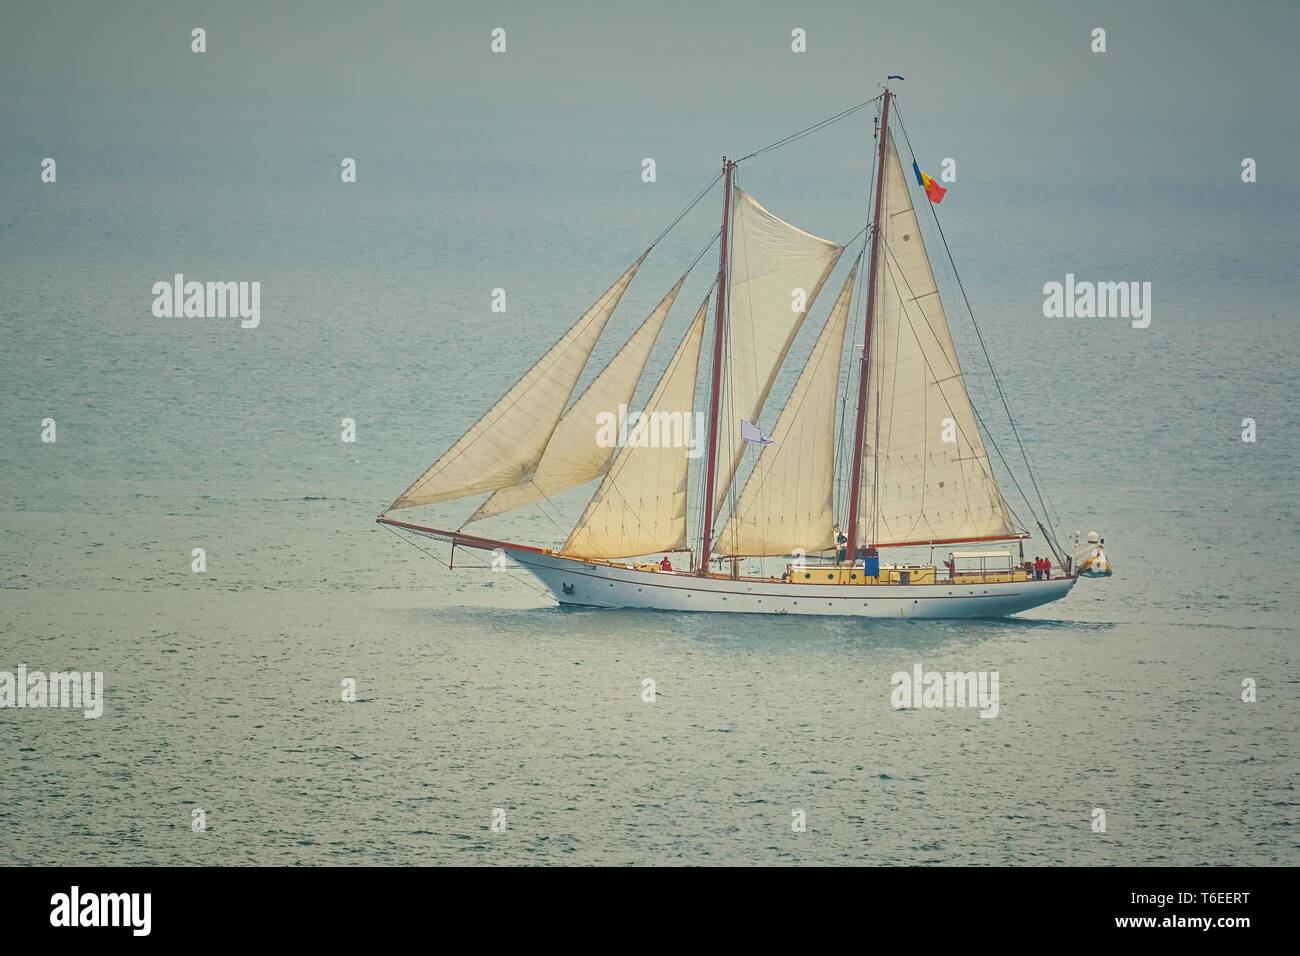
<box><xmin>378</xmin><ymin>84</ymin><xmax>1081</xmax><ymax>619</ymax></box>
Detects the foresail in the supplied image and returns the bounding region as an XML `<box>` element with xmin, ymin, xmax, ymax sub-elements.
<box><xmin>855</xmin><ymin>134</ymin><xmax>1016</xmax><ymax>546</ymax></box>
<box><xmin>469</xmin><ymin>275</ymin><xmax>686</xmax><ymax>521</ymax></box>
<box><xmin>714</xmin><ymin>259</ymin><xmax>859</xmax><ymax>557</ymax></box>
<box><xmin>389</xmin><ymin>256</ymin><xmax>644</xmax><ymax>510</ymax></box>
<box><xmin>563</xmin><ymin>296</ymin><xmax>709</xmax><ymax>559</ymax></box>
<box><xmin>712</xmin><ymin>188</ymin><xmax>842</xmax><ymax>518</ymax></box>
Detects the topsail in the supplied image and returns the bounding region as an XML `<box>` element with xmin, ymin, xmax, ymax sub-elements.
<box><xmin>711</xmin><ymin>189</ymin><xmax>842</xmax><ymax>517</ymax></box>
<box><xmin>714</xmin><ymin>259</ymin><xmax>860</xmax><ymax>557</ymax></box>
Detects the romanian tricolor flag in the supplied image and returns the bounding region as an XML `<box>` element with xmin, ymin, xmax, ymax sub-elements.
<box><xmin>912</xmin><ymin>161</ymin><xmax>947</xmax><ymax>203</ymax></box>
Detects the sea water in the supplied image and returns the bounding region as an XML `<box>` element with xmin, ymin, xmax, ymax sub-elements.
<box><xmin>1</xmin><ymin>12</ymin><xmax>1297</xmax><ymax>865</ymax></box>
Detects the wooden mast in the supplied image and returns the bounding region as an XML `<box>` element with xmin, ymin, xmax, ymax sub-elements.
<box><xmin>699</xmin><ymin>157</ymin><xmax>734</xmax><ymax>575</ymax></box>
<box><xmin>845</xmin><ymin>88</ymin><xmax>891</xmax><ymax>565</ymax></box>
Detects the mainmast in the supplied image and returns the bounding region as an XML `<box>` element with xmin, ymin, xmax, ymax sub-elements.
<box><xmin>845</xmin><ymin>88</ymin><xmax>891</xmax><ymax>564</ymax></box>
<box><xmin>699</xmin><ymin>157</ymin><xmax>734</xmax><ymax>574</ymax></box>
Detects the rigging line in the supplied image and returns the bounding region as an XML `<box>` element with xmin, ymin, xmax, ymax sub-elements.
<box><xmin>527</xmin><ymin>481</ymin><xmax>574</xmax><ymax>538</ymax></box>
<box><xmin>449</xmin><ymin>241</ymin><xmax>721</xmax><ymax>538</ymax></box>
<box><xmin>724</xmin><ymin>256</ymin><xmax>863</xmax><ymax>529</ymax></box>
<box><xmin>402</xmin><ymin>174</ymin><xmax>725</xmax><ymax>512</ymax></box>
<box><xmin>838</xmin><ymin>105</ymin><xmax>882</xmax><ymax>529</ymax></box>
<box><xmin>892</xmin><ymin>103</ymin><xmax>1064</xmax><ymax>551</ymax></box>
<box><xmin>891</xmin><ymin>156</ymin><xmax>1044</xmax><ymax>536</ymax></box>
<box><xmin>736</xmin><ymin>93</ymin><xmax>885</xmax><ymax>163</ymax></box>
<box><xmin>887</xmin><ymin>111</ymin><xmax>1038</xmax><ymax>529</ymax></box>
<box><xmin>724</xmin><ymin>167</ymin><xmax>758</xmax><ymax>530</ymax></box>
<box><xmin>569</xmin><ymin>286</ymin><xmax>716</xmax><ymax>553</ymax></box>
<box><xmin>877</xmin><ymin>236</ymin><xmax>1033</xmax><ymax>535</ymax></box>
<box><xmin>401</xmin><ymin>269</ymin><xmax>637</xmax><ymax>511</ymax></box>
<box><xmin>873</xmin><ymin>230</ymin><xmax>1024</xmax><ymax>538</ymax></box>
<box><xmin>839</xmin><ymin>222</ymin><xmax>871</xmax><ymax>250</ymax></box>
<box><xmin>715</xmin><ymin>171</ymin><xmax>843</xmax><ymax>555</ymax></box>
<box><xmin>382</xmin><ymin>521</ymin><xmax>451</xmax><ymax>569</ymax></box>
<box><xmin>518</xmin><ymin>228</ymin><xmax>723</xmax><ymax>541</ymax></box>
<box><xmin>704</xmin><ymin>167</ymin><xmax>740</xmax><ymax>560</ymax></box>
<box><xmin>649</xmin><ymin>169</ymin><xmax>725</xmax><ymax>250</ymax></box>
<box><xmin>690</xmin><ymin>276</ymin><xmax>724</xmax><ymax>561</ymax></box>
<box><xmin>834</xmin><ymin>242</ymin><xmax>871</xmax><ymax>524</ymax></box>
<box><xmin>877</xmin><ymin>232</ymin><xmax>1032</xmax><ymax>535</ymax></box>
<box><xmin>380</xmin><ymin>522</ymin><xmax>555</xmax><ymax>601</ymax></box>
<box><xmin>686</xmin><ymin>227</ymin><xmax>723</xmax><ymax>273</ymax></box>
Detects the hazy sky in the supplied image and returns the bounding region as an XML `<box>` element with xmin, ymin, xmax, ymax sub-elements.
<box><xmin>3</xmin><ymin>0</ymin><xmax>1297</xmax><ymax>185</ymax></box>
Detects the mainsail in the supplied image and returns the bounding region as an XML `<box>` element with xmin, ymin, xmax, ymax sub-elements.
<box><xmin>711</xmin><ymin>189</ymin><xmax>842</xmax><ymax>517</ymax></box>
<box><xmin>389</xmin><ymin>255</ymin><xmax>644</xmax><ymax>509</ymax></box>
<box><xmin>469</xmin><ymin>275</ymin><xmax>686</xmax><ymax>521</ymax></box>
<box><xmin>714</xmin><ymin>259</ymin><xmax>860</xmax><ymax>557</ymax></box>
<box><xmin>854</xmin><ymin>133</ymin><xmax>1016</xmax><ymax>546</ymax></box>
<box><xmin>562</xmin><ymin>296</ymin><xmax>710</xmax><ymax>558</ymax></box>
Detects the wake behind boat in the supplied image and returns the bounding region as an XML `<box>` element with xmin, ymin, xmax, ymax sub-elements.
<box><xmin>378</xmin><ymin>81</ymin><xmax>1102</xmax><ymax>619</ymax></box>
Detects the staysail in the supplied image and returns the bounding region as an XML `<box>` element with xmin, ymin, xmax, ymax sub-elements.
<box><xmin>714</xmin><ymin>259</ymin><xmax>859</xmax><ymax>557</ymax></box>
<box><xmin>389</xmin><ymin>255</ymin><xmax>644</xmax><ymax>510</ymax></box>
<box><xmin>855</xmin><ymin>133</ymin><xmax>1016</xmax><ymax>546</ymax></box>
<box><xmin>711</xmin><ymin>189</ymin><xmax>842</xmax><ymax>518</ymax></box>
<box><xmin>562</xmin><ymin>295</ymin><xmax>709</xmax><ymax>558</ymax></box>
<box><xmin>469</xmin><ymin>276</ymin><xmax>686</xmax><ymax>521</ymax></box>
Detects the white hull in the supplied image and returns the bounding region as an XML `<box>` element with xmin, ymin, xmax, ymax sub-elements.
<box><xmin>509</xmin><ymin>549</ymin><xmax>1076</xmax><ymax>619</ymax></box>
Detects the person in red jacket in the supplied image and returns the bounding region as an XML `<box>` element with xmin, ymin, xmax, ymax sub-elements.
<box><xmin>1043</xmin><ymin>556</ymin><xmax>1052</xmax><ymax>579</ymax></box>
<box><xmin>1033</xmin><ymin>557</ymin><xmax>1043</xmax><ymax>580</ymax></box>
<box><xmin>660</xmin><ymin>555</ymin><xmax>673</xmax><ymax>572</ymax></box>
